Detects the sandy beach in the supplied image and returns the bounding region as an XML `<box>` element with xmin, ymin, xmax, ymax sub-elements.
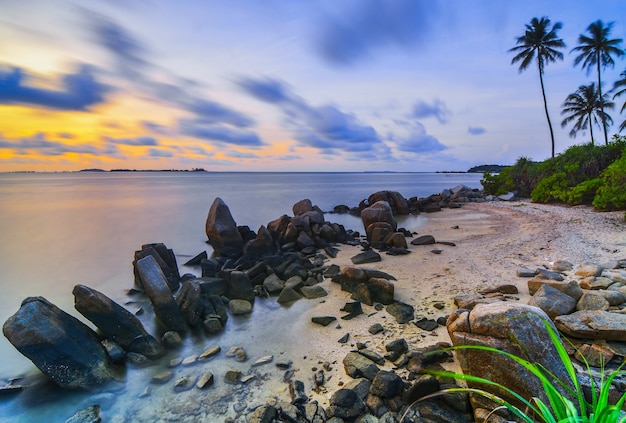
<box><xmin>288</xmin><ymin>200</ymin><xmax>626</xmax><ymax>409</ymax></box>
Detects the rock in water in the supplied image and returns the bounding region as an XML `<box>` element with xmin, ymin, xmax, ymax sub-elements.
<box><xmin>2</xmin><ymin>297</ymin><xmax>115</xmax><ymax>388</ymax></box>
<box><xmin>135</xmin><ymin>255</ymin><xmax>187</xmax><ymax>332</ymax></box>
<box><xmin>72</xmin><ymin>284</ymin><xmax>163</xmax><ymax>358</ymax></box>
<box><xmin>205</xmin><ymin>197</ymin><xmax>244</xmax><ymax>257</ymax></box>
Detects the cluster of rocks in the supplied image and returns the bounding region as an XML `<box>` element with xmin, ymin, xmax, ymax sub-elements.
<box><xmin>447</xmin><ymin>259</ymin><xmax>626</xmax><ymax>421</ymax></box>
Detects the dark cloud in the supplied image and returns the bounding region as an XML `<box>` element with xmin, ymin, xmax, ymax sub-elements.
<box><xmin>468</xmin><ymin>126</ymin><xmax>486</xmax><ymax>135</ymax></box>
<box><xmin>142</xmin><ymin>121</ymin><xmax>170</xmax><ymax>135</ymax></box>
<box><xmin>0</xmin><ymin>65</ymin><xmax>108</xmax><ymax>111</ymax></box>
<box><xmin>179</xmin><ymin>121</ymin><xmax>265</xmax><ymax>147</ymax></box>
<box><xmin>189</xmin><ymin>99</ymin><xmax>255</xmax><ymax>128</ymax></box>
<box><xmin>316</xmin><ymin>0</ymin><xmax>443</xmax><ymax>65</ymax></box>
<box><xmin>392</xmin><ymin>123</ymin><xmax>448</xmax><ymax>153</ymax></box>
<box><xmin>104</xmin><ymin>136</ymin><xmax>158</xmax><ymax>146</ymax></box>
<box><xmin>0</xmin><ymin>132</ymin><xmax>122</xmax><ymax>157</ymax></box>
<box><xmin>412</xmin><ymin>99</ymin><xmax>450</xmax><ymax>124</ymax></box>
<box><xmin>238</xmin><ymin>77</ymin><xmax>385</xmax><ymax>156</ymax></box>
<box><xmin>226</xmin><ymin>151</ymin><xmax>260</xmax><ymax>159</ymax></box>
<box><xmin>149</xmin><ymin>148</ymin><xmax>173</xmax><ymax>157</ymax></box>
<box><xmin>237</xmin><ymin>77</ymin><xmax>291</xmax><ymax>104</ymax></box>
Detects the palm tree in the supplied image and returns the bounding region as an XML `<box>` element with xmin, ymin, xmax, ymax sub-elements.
<box><xmin>612</xmin><ymin>69</ymin><xmax>626</xmax><ymax>132</ymax></box>
<box><xmin>509</xmin><ymin>17</ymin><xmax>565</xmax><ymax>158</ymax></box>
<box><xmin>571</xmin><ymin>20</ymin><xmax>624</xmax><ymax>145</ymax></box>
<box><xmin>561</xmin><ymin>83</ymin><xmax>614</xmax><ymax>144</ymax></box>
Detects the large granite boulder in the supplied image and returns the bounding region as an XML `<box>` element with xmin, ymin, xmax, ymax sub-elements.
<box><xmin>205</xmin><ymin>197</ymin><xmax>244</xmax><ymax>257</ymax></box>
<box><xmin>339</xmin><ymin>266</ymin><xmax>396</xmax><ymax>293</ymax></box>
<box><xmin>135</xmin><ymin>255</ymin><xmax>187</xmax><ymax>332</ymax></box>
<box><xmin>3</xmin><ymin>297</ymin><xmax>115</xmax><ymax>388</ymax></box>
<box><xmin>361</xmin><ymin>201</ymin><xmax>397</xmax><ymax>240</ymax></box>
<box><xmin>367</xmin><ymin>191</ymin><xmax>410</xmax><ymax>215</ymax></box>
<box><xmin>243</xmin><ymin>225</ymin><xmax>276</xmax><ymax>260</ymax></box>
<box><xmin>73</xmin><ymin>284</ymin><xmax>163</xmax><ymax>358</ymax></box>
<box><xmin>447</xmin><ymin>302</ymin><xmax>575</xmax><ymax>412</ymax></box>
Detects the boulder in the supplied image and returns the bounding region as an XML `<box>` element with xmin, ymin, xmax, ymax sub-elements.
<box><xmin>3</xmin><ymin>297</ymin><xmax>115</xmax><ymax>388</ymax></box>
<box><xmin>134</xmin><ymin>255</ymin><xmax>187</xmax><ymax>332</ymax></box>
<box><xmin>205</xmin><ymin>197</ymin><xmax>244</xmax><ymax>256</ymax></box>
<box><xmin>133</xmin><ymin>245</ymin><xmax>180</xmax><ymax>292</ymax></box>
<box><xmin>339</xmin><ymin>266</ymin><xmax>396</xmax><ymax>293</ymax></box>
<box><xmin>527</xmin><ymin>279</ymin><xmax>583</xmax><ymax>300</ymax></box>
<box><xmin>367</xmin><ymin>191</ymin><xmax>410</xmax><ymax>215</ymax></box>
<box><xmin>555</xmin><ymin>311</ymin><xmax>626</xmax><ymax>341</ymax></box>
<box><xmin>73</xmin><ymin>284</ymin><xmax>163</xmax><ymax>358</ymax></box>
<box><xmin>226</xmin><ymin>271</ymin><xmax>255</xmax><ymax>303</ymax></box>
<box><xmin>447</xmin><ymin>302</ymin><xmax>576</xmax><ymax>412</ymax></box>
<box><xmin>369</xmin><ymin>370</ymin><xmax>405</xmax><ymax>398</ymax></box>
<box><xmin>175</xmin><ymin>280</ymin><xmax>205</xmax><ymax>327</ymax></box>
<box><xmin>292</xmin><ymin>199</ymin><xmax>314</xmax><ymax>216</ymax></box>
<box><xmin>361</xmin><ymin>201</ymin><xmax>397</xmax><ymax>239</ymax></box>
<box><xmin>350</xmin><ymin>250</ymin><xmax>381</xmax><ymax>265</ymax></box>
<box><xmin>327</xmin><ymin>389</ymin><xmax>367</xmax><ymax>420</ymax></box>
<box><xmin>527</xmin><ymin>284</ymin><xmax>577</xmax><ymax>319</ymax></box>
<box><xmin>243</xmin><ymin>225</ymin><xmax>276</xmax><ymax>260</ymax></box>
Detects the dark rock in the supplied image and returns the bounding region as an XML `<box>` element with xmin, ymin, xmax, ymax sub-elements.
<box><xmin>101</xmin><ymin>339</ymin><xmax>125</xmax><ymax>363</ymax></box>
<box><xmin>248</xmin><ymin>405</ymin><xmax>277</xmax><ymax>423</ymax></box>
<box><xmin>576</xmin><ymin>293</ymin><xmax>610</xmax><ymax>311</ymax></box>
<box><xmin>226</xmin><ymin>271</ymin><xmax>255</xmax><ymax>303</ymax></box>
<box><xmin>327</xmin><ymin>388</ymin><xmax>367</xmax><ymax>419</ymax></box>
<box><xmin>368</xmin><ymin>323</ymin><xmax>384</xmax><ymax>334</ymax></box>
<box><xmin>339</xmin><ymin>266</ymin><xmax>396</xmax><ymax>293</ymax></box>
<box><xmin>361</xmin><ymin>201</ymin><xmax>397</xmax><ymax>237</ymax></box>
<box><xmin>528</xmin><ymin>285</ymin><xmax>577</xmax><ymax>319</ymax></box>
<box><xmin>555</xmin><ymin>310</ymin><xmax>626</xmax><ymax>341</ymax></box>
<box><xmin>228</xmin><ymin>299</ymin><xmax>252</xmax><ymax>315</ymax></box>
<box><xmin>2</xmin><ymin>297</ymin><xmax>115</xmax><ymax>388</ymax></box>
<box><xmin>312</xmin><ymin>316</ymin><xmax>337</xmax><ymax>326</ymax></box>
<box><xmin>183</xmin><ymin>251</ymin><xmax>207</xmax><ymax>266</ymax></box>
<box><xmin>65</xmin><ymin>405</ymin><xmax>101</xmax><ymax>423</ymax></box>
<box><xmin>536</xmin><ymin>267</ymin><xmax>565</xmax><ymax>281</ymax></box>
<box><xmin>367</xmin><ymin>191</ymin><xmax>409</xmax><ymax>215</ymax></box>
<box><xmin>134</xmin><ymin>255</ymin><xmax>187</xmax><ymax>332</ymax></box>
<box><xmin>135</xmin><ymin>243</ymin><xmax>181</xmax><ymax>291</ymax></box>
<box><xmin>402</xmin><ymin>374</ymin><xmax>440</xmax><ymax>403</ymax></box>
<box><xmin>200</xmin><ymin>258</ymin><xmax>221</xmax><ymax>277</ymax></box>
<box><xmin>343</xmin><ymin>351</ymin><xmax>379</xmax><ymax>380</ymax></box>
<box><xmin>415</xmin><ymin>317</ymin><xmax>439</xmax><ymax>331</ymax></box>
<box><xmin>243</xmin><ymin>225</ymin><xmax>276</xmax><ymax>260</ymax></box>
<box><xmin>73</xmin><ymin>284</ymin><xmax>163</xmax><ymax>358</ymax></box>
<box><xmin>527</xmin><ymin>279</ymin><xmax>584</xmax><ymax>300</ymax></box>
<box><xmin>262</xmin><ymin>274</ymin><xmax>284</xmax><ymax>295</ymax></box>
<box><xmin>289</xmin><ymin>379</ymin><xmax>308</xmax><ymax>404</ymax></box>
<box><xmin>341</xmin><ymin>301</ymin><xmax>363</xmax><ymax>320</ymax></box>
<box><xmin>370</xmin><ymin>370</ymin><xmax>404</xmax><ymax>398</ymax></box>
<box><xmin>300</xmin><ymin>285</ymin><xmax>328</xmax><ymax>299</ymax></box>
<box><xmin>205</xmin><ymin>197</ymin><xmax>244</xmax><ymax>256</ymax></box>
<box><xmin>386</xmin><ymin>302</ymin><xmax>414</xmax><ymax>324</ymax></box>
<box><xmin>277</xmin><ymin>287</ymin><xmax>302</xmax><ymax>304</ymax></box>
<box><xmin>175</xmin><ymin>280</ymin><xmax>204</xmax><ymax>327</ymax></box>
<box><xmin>358</xmin><ymin>348</ymin><xmax>385</xmax><ymax>365</ymax></box>
<box><xmin>411</xmin><ymin>235</ymin><xmax>436</xmax><ymax>245</ymax></box>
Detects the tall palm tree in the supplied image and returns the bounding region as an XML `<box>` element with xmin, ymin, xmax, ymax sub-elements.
<box><xmin>509</xmin><ymin>17</ymin><xmax>565</xmax><ymax>158</ymax></box>
<box><xmin>571</xmin><ymin>20</ymin><xmax>624</xmax><ymax>145</ymax></box>
<box><xmin>561</xmin><ymin>83</ymin><xmax>614</xmax><ymax>144</ymax></box>
<box><xmin>612</xmin><ymin>69</ymin><xmax>626</xmax><ymax>132</ymax></box>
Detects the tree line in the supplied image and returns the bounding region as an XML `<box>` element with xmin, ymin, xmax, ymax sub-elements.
<box><xmin>510</xmin><ymin>17</ymin><xmax>625</xmax><ymax>157</ymax></box>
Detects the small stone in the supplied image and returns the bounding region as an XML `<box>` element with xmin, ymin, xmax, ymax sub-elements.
<box><xmin>312</xmin><ymin>316</ymin><xmax>337</xmax><ymax>326</ymax></box>
<box><xmin>228</xmin><ymin>299</ymin><xmax>252</xmax><ymax>315</ymax></box>
<box><xmin>226</xmin><ymin>346</ymin><xmax>248</xmax><ymax>362</ymax></box>
<box><xmin>276</xmin><ymin>360</ymin><xmax>292</xmax><ymax>369</ymax></box>
<box><xmin>162</xmin><ymin>331</ymin><xmax>183</xmax><ymax>347</ymax></box>
<box><xmin>224</xmin><ymin>369</ymin><xmax>241</xmax><ymax>384</ymax></box>
<box><xmin>198</xmin><ymin>346</ymin><xmax>221</xmax><ymax>360</ymax></box>
<box><xmin>151</xmin><ymin>370</ymin><xmax>174</xmax><ymax>384</ymax></box>
<box><xmin>203</xmin><ymin>317</ymin><xmax>223</xmax><ymax>333</ymax></box>
<box><xmin>253</xmin><ymin>355</ymin><xmax>273</xmax><ymax>366</ymax></box>
<box><xmin>196</xmin><ymin>372</ymin><xmax>214</xmax><ymax>389</ymax></box>
<box><xmin>411</xmin><ymin>235</ymin><xmax>436</xmax><ymax>245</ymax></box>
<box><xmin>65</xmin><ymin>405</ymin><xmax>101</xmax><ymax>423</ymax></box>
<box><xmin>517</xmin><ymin>268</ymin><xmax>536</xmax><ymax>277</ymax></box>
<box><xmin>415</xmin><ymin>318</ymin><xmax>439</xmax><ymax>331</ymax></box>
<box><xmin>277</xmin><ymin>287</ymin><xmax>302</xmax><ymax>304</ymax></box>
<box><xmin>368</xmin><ymin>323</ymin><xmax>384</xmax><ymax>334</ymax></box>
<box><xmin>241</xmin><ymin>374</ymin><xmax>255</xmax><ymax>384</ymax></box>
<box><xmin>168</xmin><ymin>357</ymin><xmax>182</xmax><ymax>367</ymax></box>
<box><xmin>430</xmin><ymin>249</ymin><xmax>442</xmax><ymax>254</ymax></box>
<box><xmin>181</xmin><ymin>355</ymin><xmax>197</xmax><ymax>366</ymax></box>
<box><xmin>338</xmin><ymin>333</ymin><xmax>350</xmax><ymax>343</ymax></box>
<box><xmin>173</xmin><ymin>375</ymin><xmax>196</xmax><ymax>392</ymax></box>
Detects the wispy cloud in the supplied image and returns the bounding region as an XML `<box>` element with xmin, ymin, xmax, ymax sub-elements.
<box><xmin>391</xmin><ymin>122</ymin><xmax>448</xmax><ymax>153</ymax></box>
<box><xmin>468</xmin><ymin>126</ymin><xmax>486</xmax><ymax>135</ymax></box>
<box><xmin>315</xmin><ymin>0</ymin><xmax>443</xmax><ymax>65</ymax></box>
<box><xmin>179</xmin><ymin>120</ymin><xmax>265</xmax><ymax>147</ymax></box>
<box><xmin>0</xmin><ymin>65</ymin><xmax>108</xmax><ymax>111</ymax></box>
<box><xmin>104</xmin><ymin>136</ymin><xmax>158</xmax><ymax>146</ymax></box>
<box><xmin>148</xmin><ymin>148</ymin><xmax>173</xmax><ymax>157</ymax></box>
<box><xmin>238</xmin><ymin>77</ymin><xmax>389</xmax><ymax>158</ymax></box>
<box><xmin>0</xmin><ymin>132</ymin><xmax>122</xmax><ymax>157</ymax></box>
<box><xmin>412</xmin><ymin>99</ymin><xmax>450</xmax><ymax>124</ymax></box>
<box><xmin>188</xmin><ymin>99</ymin><xmax>255</xmax><ymax>128</ymax></box>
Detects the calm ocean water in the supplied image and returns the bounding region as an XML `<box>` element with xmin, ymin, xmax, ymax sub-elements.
<box><xmin>0</xmin><ymin>171</ymin><xmax>482</xmax><ymax>420</ymax></box>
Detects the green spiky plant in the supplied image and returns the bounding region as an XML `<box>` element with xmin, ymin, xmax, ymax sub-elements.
<box><xmin>403</xmin><ymin>320</ymin><xmax>626</xmax><ymax>423</ymax></box>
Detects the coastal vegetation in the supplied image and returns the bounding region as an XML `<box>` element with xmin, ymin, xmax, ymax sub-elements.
<box><xmin>481</xmin><ymin>135</ymin><xmax>626</xmax><ymax>210</ymax></box>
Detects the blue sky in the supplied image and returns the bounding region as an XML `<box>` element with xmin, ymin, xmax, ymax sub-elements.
<box><xmin>0</xmin><ymin>0</ymin><xmax>625</xmax><ymax>171</ymax></box>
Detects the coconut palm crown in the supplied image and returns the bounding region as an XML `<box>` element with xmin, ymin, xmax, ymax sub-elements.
<box><xmin>571</xmin><ymin>20</ymin><xmax>624</xmax><ymax>145</ymax></box>
<box><xmin>510</xmin><ymin>16</ymin><xmax>565</xmax><ymax>158</ymax></box>
<box><xmin>561</xmin><ymin>83</ymin><xmax>614</xmax><ymax>144</ymax></box>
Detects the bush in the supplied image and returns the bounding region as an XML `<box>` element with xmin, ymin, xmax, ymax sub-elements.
<box><xmin>481</xmin><ymin>167</ymin><xmax>514</xmax><ymax>196</ymax></box>
<box><xmin>593</xmin><ymin>150</ymin><xmax>626</xmax><ymax>211</ymax></box>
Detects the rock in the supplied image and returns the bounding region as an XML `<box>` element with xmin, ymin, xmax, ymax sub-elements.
<box><xmin>528</xmin><ymin>284</ymin><xmax>577</xmax><ymax>319</ymax></box>
<box><xmin>341</xmin><ymin>301</ymin><xmax>363</xmax><ymax>320</ymax></box>
<box><xmin>527</xmin><ymin>279</ymin><xmax>584</xmax><ymax>300</ymax></box>
<box><xmin>410</xmin><ymin>235</ymin><xmax>436</xmax><ymax>245</ymax></box>
<box><xmin>576</xmin><ymin>293</ymin><xmax>610</xmax><ymax>311</ymax></box>
<box><xmin>369</xmin><ymin>370</ymin><xmax>405</xmax><ymax>399</ymax></box>
<box><xmin>368</xmin><ymin>323</ymin><xmax>384</xmax><ymax>335</ymax></box>
<box><xmin>311</xmin><ymin>315</ymin><xmax>337</xmax><ymax>326</ymax></box>
<box><xmin>243</xmin><ymin>225</ymin><xmax>276</xmax><ymax>260</ymax></box>
<box><xmin>555</xmin><ymin>311</ymin><xmax>626</xmax><ymax>341</ymax></box>
<box><xmin>134</xmin><ymin>243</ymin><xmax>180</xmax><ymax>291</ymax></box>
<box><xmin>588</xmin><ymin>288</ymin><xmax>626</xmax><ymax>305</ymax></box>
<box><xmin>277</xmin><ymin>287</ymin><xmax>302</xmax><ymax>304</ymax></box>
<box><xmin>300</xmin><ymin>285</ymin><xmax>328</xmax><ymax>299</ymax></box>
<box><xmin>72</xmin><ymin>284</ymin><xmax>163</xmax><ymax>358</ymax></box>
<box><xmin>574</xmin><ymin>343</ymin><xmax>614</xmax><ymax>368</ymax></box>
<box><xmin>415</xmin><ymin>317</ymin><xmax>439</xmax><ymax>331</ymax></box>
<box><xmin>552</xmin><ymin>260</ymin><xmax>574</xmax><ymax>271</ymax></box>
<box><xmin>351</xmin><ymin>250</ymin><xmax>382</xmax><ymax>265</ymax></box>
<box><xmin>253</xmin><ymin>355</ymin><xmax>273</xmax><ymax>366</ymax></box>
<box><xmin>181</xmin><ymin>355</ymin><xmax>197</xmax><ymax>366</ymax></box>
<box><xmin>536</xmin><ymin>267</ymin><xmax>565</xmax><ymax>281</ymax></box>
<box><xmin>290</xmin><ymin>379</ymin><xmax>308</xmax><ymax>404</ymax></box>
<box><xmin>183</xmin><ymin>251</ymin><xmax>207</xmax><ymax>266</ymax></box>
<box><xmin>228</xmin><ymin>299</ymin><xmax>253</xmax><ymax>315</ymax></box>
<box><xmin>175</xmin><ymin>280</ymin><xmax>204</xmax><ymax>327</ymax></box>
<box><xmin>576</xmin><ymin>264</ymin><xmax>604</xmax><ymax>277</ymax></box>
<box><xmin>65</xmin><ymin>405</ymin><xmax>101</xmax><ymax>423</ymax></box>
<box><xmin>248</xmin><ymin>405</ymin><xmax>277</xmax><ymax>423</ymax></box>
<box><xmin>205</xmin><ymin>197</ymin><xmax>244</xmax><ymax>256</ymax></box>
<box><xmin>343</xmin><ymin>352</ymin><xmax>380</xmax><ymax>380</ymax></box>
<box><xmin>161</xmin><ymin>331</ymin><xmax>182</xmax><ymax>347</ymax></box>
<box><xmin>447</xmin><ymin>303</ymin><xmax>576</xmax><ymax>412</ymax></box>
<box><xmin>226</xmin><ymin>271</ymin><xmax>255</xmax><ymax>303</ymax></box>
<box><xmin>203</xmin><ymin>317</ymin><xmax>222</xmax><ymax>333</ymax></box>
<box><xmin>339</xmin><ymin>266</ymin><xmax>396</xmax><ymax>293</ymax></box>
<box><xmin>517</xmin><ymin>268</ymin><xmax>537</xmax><ymax>277</ymax></box>
<box><xmin>196</xmin><ymin>277</ymin><xmax>227</xmax><ymax>297</ymax></box>
<box><xmin>579</xmin><ymin>276</ymin><xmax>615</xmax><ymax>290</ymax></box>
<box><xmin>367</xmin><ymin>191</ymin><xmax>409</xmax><ymax>215</ymax></box>
<box><xmin>224</xmin><ymin>369</ymin><xmax>241</xmax><ymax>384</ymax></box>
<box><xmin>338</xmin><ymin>333</ymin><xmax>350</xmax><ymax>343</ymax></box>
<box><xmin>366</xmin><ymin>278</ymin><xmax>395</xmax><ymax>305</ymax></box>
<box><xmin>151</xmin><ymin>370</ymin><xmax>174</xmax><ymax>384</ymax></box>
<box><xmin>174</xmin><ymin>375</ymin><xmax>196</xmax><ymax>392</ymax></box>
<box><xmin>361</xmin><ymin>201</ymin><xmax>397</xmax><ymax>234</ymax></box>
<box><xmin>327</xmin><ymin>388</ymin><xmax>367</xmax><ymax>420</ymax></box>
<box><xmin>479</xmin><ymin>284</ymin><xmax>519</xmax><ymax>295</ymax></box>
<box><xmin>262</xmin><ymin>274</ymin><xmax>284</xmax><ymax>295</ymax></box>
<box><xmin>134</xmin><ymin>255</ymin><xmax>187</xmax><ymax>332</ymax></box>
<box><xmin>386</xmin><ymin>302</ymin><xmax>414</xmax><ymax>324</ymax></box>
<box><xmin>358</xmin><ymin>348</ymin><xmax>385</xmax><ymax>365</ymax></box>
<box><xmin>101</xmin><ymin>339</ymin><xmax>125</xmax><ymax>363</ymax></box>
<box><xmin>383</xmin><ymin>232</ymin><xmax>408</xmax><ymax>249</ymax></box>
<box><xmin>2</xmin><ymin>297</ymin><xmax>115</xmax><ymax>388</ymax></box>
<box><xmin>196</xmin><ymin>372</ymin><xmax>214</xmax><ymax>389</ymax></box>
<box><xmin>198</xmin><ymin>345</ymin><xmax>221</xmax><ymax>360</ymax></box>
<box><xmin>402</xmin><ymin>374</ymin><xmax>440</xmax><ymax>404</ymax></box>
<box><xmin>226</xmin><ymin>346</ymin><xmax>248</xmax><ymax>362</ymax></box>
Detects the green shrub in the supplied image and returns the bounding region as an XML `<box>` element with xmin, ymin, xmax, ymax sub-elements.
<box><xmin>509</xmin><ymin>156</ymin><xmax>541</xmax><ymax>198</ymax></box>
<box><xmin>565</xmin><ymin>178</ymin><xmax>603</xmax><ymax>205</ymax></box>
<box><xmin>593</xmin><ymin>150</ymin><xmax>626</xmax><ymax>211</ymax></box>
<box><xmin>531</xmin><ymin>164</ymin><xmax>580</xmax><ymax>203</ymax></box>
<box><xmin>481</xmin><ymin>167</ymin><xmax>514</xmax><ymax>196</ymax></box>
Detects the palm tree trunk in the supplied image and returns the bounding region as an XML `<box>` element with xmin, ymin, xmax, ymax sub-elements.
<box><xmin>538</xmin><ymin>64</ymin><xmax>556</xmax><ymax>158</ymax></box>
<box><xmin>588</xmin><ymin>112</ymin><xmax>595</xmax><ymax>145</ymax></box>
<box><xmin>597</xmin><ymin>56</ymin><xmax>608</xmax><ymax>145</ymax></box>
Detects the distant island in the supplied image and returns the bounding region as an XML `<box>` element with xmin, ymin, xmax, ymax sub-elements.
<box><xmin>467</xmin><ymin>164</ymin><xmax>508</xmax><ymax>173</ymax></box>
<box><xmin>79</xmin><ymin>168</ymin><xmax>207</xmax><ymax>173</ymax></box>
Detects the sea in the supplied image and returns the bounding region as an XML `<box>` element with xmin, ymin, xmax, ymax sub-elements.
<box><xmin>0</xmin><ymin>171</ymin><xmax>483</xmax><ymax>421</ymax></box>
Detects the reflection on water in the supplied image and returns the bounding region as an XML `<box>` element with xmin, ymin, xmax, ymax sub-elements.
<box><xmin>0</xmin><ymin>171</ymin><xmax>483</xmax><ymax>420</ymax></box>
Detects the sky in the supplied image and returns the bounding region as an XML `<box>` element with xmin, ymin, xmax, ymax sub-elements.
<box><xmin>1</xmin><ymin>0</ymin><xmax>625</xmax><ymax>172</ymax></box>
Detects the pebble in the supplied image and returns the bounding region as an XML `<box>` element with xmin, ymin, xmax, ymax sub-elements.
<box><xmin>253</xmin><ymin>355</ymin><xmax>273</xmax><ymax>366</ymax></box>
<box><xmin>198</xmin><ymin>346</ymin><xmax>221</xmax><ymax>361</ymax></box>
<box><xmin>196</xmin><ymin>372</ymin><xmax>214</xmax><ymax>389</ymax></box>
